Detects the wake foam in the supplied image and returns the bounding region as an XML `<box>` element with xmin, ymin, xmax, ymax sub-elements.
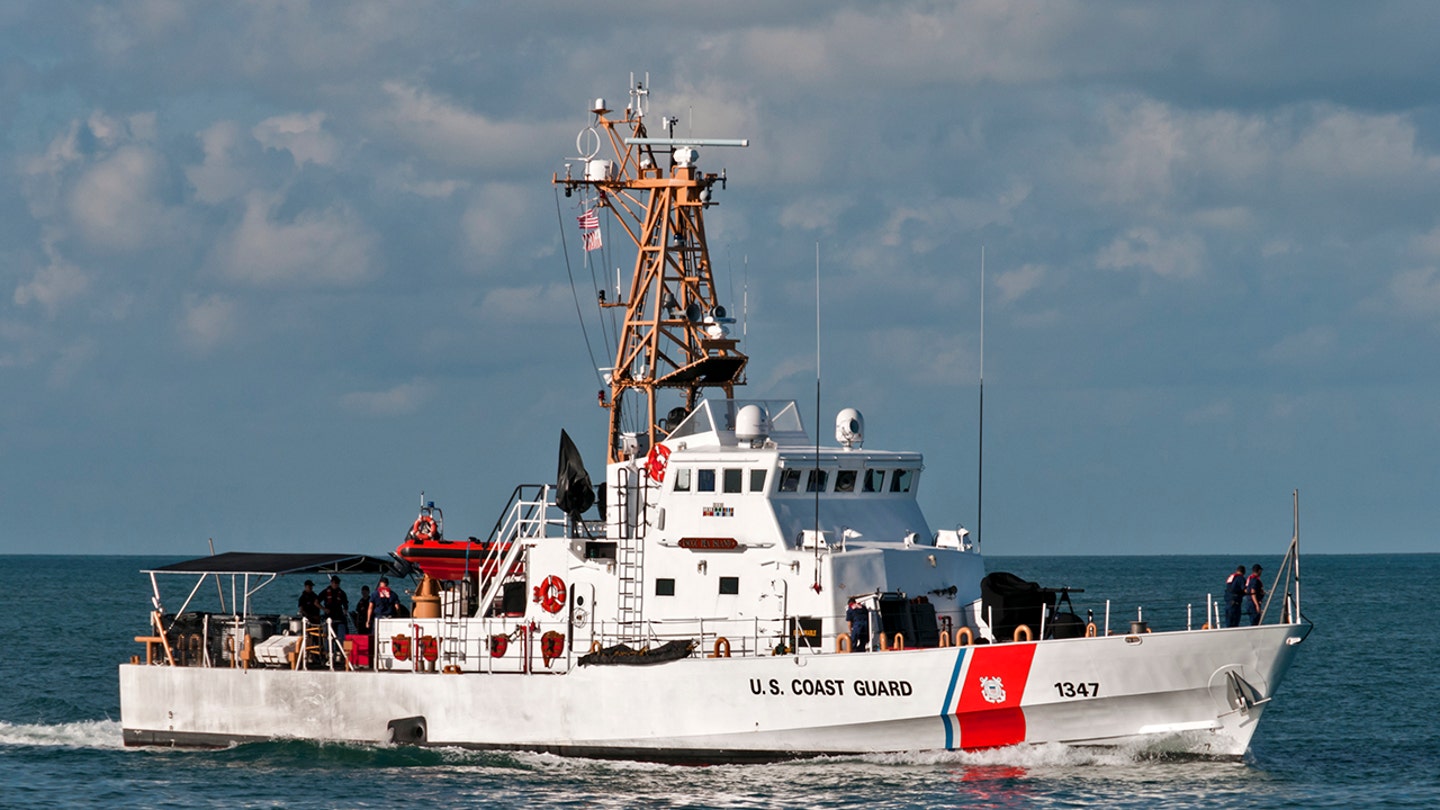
<box><xmin>0</xmin><ymin>719</ymin><xmax>124</xmax><ymax>750</ymax></box>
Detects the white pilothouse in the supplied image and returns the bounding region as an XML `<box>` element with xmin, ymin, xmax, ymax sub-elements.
<box><xmin>119</xmin><ymin>81</ymin><xmax>1308</xmax><ymax>761</ymax></box>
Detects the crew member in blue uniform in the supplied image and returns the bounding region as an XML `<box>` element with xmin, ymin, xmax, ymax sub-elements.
<box><xmin>1245</xmin><ymin>565</ymin><xmax>1266</xmax><ymax>626</ymax></box>
<box><xmin>1224</xmin><ymin>565</ymin><xmax>1246</xmax><ymax>627</ymax></box>
<box><xmin>846</xmin><ymin>598</ymin><xmax>870</xmax><ymax>652</ymax></box>
<box><xmin>298</xmin><ymin>580</ymin><xmax>322</xmax><ymax>624</ymax></box>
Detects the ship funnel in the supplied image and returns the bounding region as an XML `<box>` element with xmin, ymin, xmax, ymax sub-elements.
<box><xmin>835</xmin><ymin>408</ymin><xmax>864</xmax><ymax>449</ymax></box>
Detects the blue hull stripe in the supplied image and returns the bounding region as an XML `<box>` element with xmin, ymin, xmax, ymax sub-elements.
<box><xmin>940</xmin><ymin>646</ymin><xmax>968</xmax><ymax>749</ymax></box>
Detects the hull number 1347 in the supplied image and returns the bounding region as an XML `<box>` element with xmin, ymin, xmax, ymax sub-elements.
<box><xmin>1054</xmin><ymin>682</ymin><xmax>1100</xmax><ymax>698</ymax></box>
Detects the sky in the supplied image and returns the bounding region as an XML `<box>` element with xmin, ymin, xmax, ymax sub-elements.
<box><xmin>3</xmin><ymin>1</ymin><xmax>1439</xmax><ymax>557</ymax></box>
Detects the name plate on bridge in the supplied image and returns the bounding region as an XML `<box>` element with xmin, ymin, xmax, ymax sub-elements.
<box><xmin>678</xmin><ymin>537</ymin><xmax>739</xmax><ymax>551</ymax></box>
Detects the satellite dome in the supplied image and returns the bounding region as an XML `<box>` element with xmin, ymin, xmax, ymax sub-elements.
<box><xmin>835</xmin><ymin>408</ymin><xmax>864</xmax><ymax>449</ymax></box>
<box><xmin>735</xmin><ymin>404</ymin><xmax>769</xmax><ymax>443</ymax></box>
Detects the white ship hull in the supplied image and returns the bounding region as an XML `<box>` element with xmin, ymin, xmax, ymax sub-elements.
<box><xmin>120</xmin><ymin>623</ymin><xmax>1302</xmax><ymax>761</ymax></box>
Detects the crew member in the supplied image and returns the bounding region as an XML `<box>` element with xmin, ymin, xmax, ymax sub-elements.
<box><xmin>1245</xmin><ymin>565</ymin><xmax>1266</xmax><ymax>626</ymax></box>
<box><xmin>1224</xmin><ymin>565</ymin><xmax>1246</xmax><ymax>627</ymax></box>
<box><xmin>846</xmin><ymin>598</ymin><xmax>870</xmax><ymax>653</ymax></box>
<box><xmin>320</xmin><ymin>575</ymin><xmax>349</xmax><ymax>637</ymax></box>
<box><xmin>298</xmin><ymin>580</ymin><xmax>322</xmax><ymax>624</ymax></box>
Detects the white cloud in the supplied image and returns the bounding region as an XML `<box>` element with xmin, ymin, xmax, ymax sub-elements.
<box><xmin>178</xmin><ymin>294</ymin><xmax>240</xmax><ymax>354</ymax></box>
<box><xmin>209</xmin><ymin>191</ymin><xmax>377</xmax><ymax>287</ymax></box>
<box><xmin>186</xmin><ymin>121</ymin><xmax>253</xmax><ymax>204</ymax></box>
<box><xmin>14</xmin><ymin>246</ymin><xmax>89</xmax><ymax>316</ymax></box>
<box><xmin>476</xmin><ymin>284</ymin><xmax>575</xmax><ymax>325</ymax></box>
<box><xmin>375</xmin><ymin>81</ymin><xmax>541</xmax><ymax>169</ymax></box>
<box><xmin>1384</xmin><ymin>267</ymin><xmax>1440</xmax><ymax>319</ymax></box>
<box><xmin>253</xmin><ymin>111</ymin><xmax>340</xmax><ymax>168</ymax></box>
<box><xmin>339</xmin><ymin>379</ymin><xmax>429</xmax><ymax>417</ymax></box>
<box><xmin>67</xmin><ymin>144</ymin><xmax>177</xmax><ymax>251</ymax></box>
<box><xmin>1261</xmin><ymin>326</ymin><xmax>1338</xmax><ymax>365</ymax></box>
<box><xmin>1096</xmin><ymin>227</ymin><xmax>1205</xmax><ymax>279</ymax></box>
<box><xmin>994</xmin><ymin>264</ymin><xmax>1045</xmax><ymax>304</ymax></box>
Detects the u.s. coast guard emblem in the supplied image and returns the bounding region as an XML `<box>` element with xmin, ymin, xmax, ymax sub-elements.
<box><xmin>979</xmin><ymin>675</ymin><xmax>1007</xmax><ymax>704</ymax></box>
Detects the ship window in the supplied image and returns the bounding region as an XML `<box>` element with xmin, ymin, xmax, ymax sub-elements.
<box><xmin>890</xmin><ymin>468</ymin><xmax>915</xmax><ymax>493</ymax></box>
<box><xmin>698</xmin><ymin>469</ymin><xmax>716</xmax><ymax>492</ymax></box>
<box><xmin>723</xmin><ymin>468</ymin><xmax>743</xmax><ymax>493</ymax></box>
<box><xmin>835</xmin><ymin>470</ymin><xmax>857</xmax><ymax>493</ymax></box>
<box><xmin>673</xmin><ymin>468</ymin><xmax>691</xmax><ymax>492</ymax></box>
<box><xmin>749</xmin><ymin>469</ymin><xmax>767</xmax><ymax>492</ymax></box>
<box><xmin>805</xmin><ymin>469</ymin><xmax>828</xmax><ymax>492</ymax></box>
<box><xmin>779</xmin><ymin>468</ymin><xmax>801</xmax><ymax>492</ymax></box>
<box><xmin>863</xmin><ymin>469</ymin><xmax>884</xmax><ymax>492</ymax></box>
<box><xmin>719</xmin><ymin>576</ymin><xmax>739</xmax><ymax>595</ymax></box>
<box><xmin>656</xmin><ymin>578</ymin><xmax>676</xmax><ymax>597</ymax></box>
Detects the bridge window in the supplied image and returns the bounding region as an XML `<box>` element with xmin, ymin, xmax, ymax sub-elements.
<box><xmin>719</xmin><ymin>576</ymin><xmax>740</xmax><ymax>595</ymax></box>
<box><xmin>673</xmin><ymin>468</ymin><xmax>691</xmax><ymax>492</ymax></box>
<box><xmin>698</xmin><ymin>469</ymin><xmax>716</xmax><ymax>492</ymax></box>
<box><xmin>655</xmin><ymin>578</ymin><xmax>676</xmax><ymax>596</ymax></box>
<box><xmin>890</xmin><ymin>468</ymin><xmax>915</xmax><ymax>493</ymax></box>
<box><xmin>778</xmin><ymin>468</ymin><xmax>801</xmax><ymax>492</ymax></box>
<box><xmin>749</xmin><ymin>469</ymin><xmax>768</xmax><ymax>492</ymax></box>
<box><xmin>806</xmin><ymin>469</ymin><xmax>828</xmax><ymax>492</ymax></box>
<box><xmin>835</xmin><ymin>470</ymin><xmax>857</xmax><ymax>493</ymax></box>
<box><xmin>723</xmin><ymin>468</ymin><xmax>743</xmax><ymax>493</ymax></box>
<box><xmin>863</xmin><ymin>469</ymin><xmax>884</xmax><ymax>492</ymax></box>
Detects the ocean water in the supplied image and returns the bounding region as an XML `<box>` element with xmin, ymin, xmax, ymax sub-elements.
<box><xmin>2</xmin><ymin>553</ymin><xmax>1436</xmax><ymax>809</ymax></box>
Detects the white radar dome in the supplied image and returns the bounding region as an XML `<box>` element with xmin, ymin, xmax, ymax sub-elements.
<box><xmin>735</xmin><ymin>404</ymin><xmax>769</xmax><ymax>444</ymax></box>
<box><xmin>835</xmin><ymin>408</ymin><xmax>864</xmax><ymax>449</ymax></box>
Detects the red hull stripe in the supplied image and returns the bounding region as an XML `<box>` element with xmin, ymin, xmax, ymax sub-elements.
<box><xmin>954</xmin><ymin>643</ymin><xmax>1037</xmax><ymax>749</ymax></box>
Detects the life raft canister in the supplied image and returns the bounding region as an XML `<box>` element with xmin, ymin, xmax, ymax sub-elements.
<box><xmin>644</xmin><ymin>444</ymin><xmax>671</xmax><ymax>482</ymax></box>
<box><xmin>409</xmin><ymin>514</ymin><xmax>438</xmax><ymax>543</ymax></box>
<box><xmin>490</xmin><ymin>634</ymin><xmax>508</xmax><ymax>658</ymax></box>
<box><xmin>540</xmin><ymin>631</ymin><xmax>566</xmax><ymax>667</ymax></box>
<box><xmin>533</xmin><ymin>575</ymin><xmax>567</xmax><ymax>614</ymax></box>
<box><xmin>392</xmin><ymin>634</ymin><xmax>411</xmax><ymax>661</ymax></box>
<box><xmin>419</xmin><ymin>635</ymin><xmax>439</xmax><ymax>663</ymax></box>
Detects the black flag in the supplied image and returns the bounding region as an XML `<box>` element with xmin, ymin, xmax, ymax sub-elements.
<box><xmin>556</xmin><ymin>429</ymin><xmax>595</xmax><ymax>520</ymax></box>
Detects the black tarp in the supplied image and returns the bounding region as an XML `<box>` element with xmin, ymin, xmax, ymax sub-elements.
<box><xmin>577</xmin><ymin>639</ymin><xmax>695</xmax><ymax>667</ymax></box>
<box><xmin>556</xmin><ymin>428</ymin><xmax>595</xmax><ymax>520</ymax></box>
<box><xmin>144</xmin><ymin>551</ymin><xmax>397</xmax><ymax>576</ymax></box>
<box><xmin>980</xmin><ymin>572</ymin><xmax>1055</xmax><ymax>641</ymax></box>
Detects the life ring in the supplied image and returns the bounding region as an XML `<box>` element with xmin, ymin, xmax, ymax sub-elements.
<box><xmin>836</xmin><ymin>634</ymin><xmax>852</xmax><ymax>653</ymax></box>
<box><xmin>876</xmin><ymin>632</ymin><xmax>889</xmax><ymax>651</ymax></box>
<box><xmin>419</xmin><ymin>635</ymin><xmax>438</xmax><ymax>663</ymax></box>
<box><xmin>532</xmin><ymin>575</ymin><xmax>567</xmax><ymax>614</ymax></box>
<box><xmin>1085</xmin><ymin>622</ymin><xmax>1098</xmax><ymax>638</ymax></box>
<box><xmin>409</xmin><ymin>514</ymin><xmax>438</xmax><ymax>543</ymax></box>
<box><xmin>490</xmin><ymin>634</ymin><xmax>508</xmax><ymax>658</ymax></box>
<box><xmin>938</xmin><ymin>630</ymin><xmax>951</xmax><ymax>648</ymax></box>
<box><xmin>891</xmin><ymin>633</ymin><xmax>906</xmax><ymax>651</ymax></box>
<box><xmin>713</xmin><ymin>636</ymin><xmax>731</xmax><ymax>658</ymax></box>
<box><xmin>644</xmin><ymin>444</ymin><xmax>672</xmax><ymax>482</ymax></box>
<box><xmin>540</xmin><ymin>631</ymin><xmax>566</xmax><ymax>667</ymax></box>
<box><xmin>392</xmin><ymin>634</ymin><xmax>411</xmax><ymax>661</ymax></box>
<box><xmin>956</xmin><ymin>626</ymin><xmax>974</xmax><ymax>647</ymax></box>
<box><xmin>1013</xmin><ymin>624</ymin><xmax>1033</xmax><ymax>642</ymax></box>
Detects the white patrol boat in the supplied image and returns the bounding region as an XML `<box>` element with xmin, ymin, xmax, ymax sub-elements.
<box><xmin>119</xmin><ymin>81</ymin><xmax>1309</xmax><ymax>762</ymax></box>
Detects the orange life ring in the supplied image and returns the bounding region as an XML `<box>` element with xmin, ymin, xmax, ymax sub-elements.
<box><xmin>533</xmin><ymin>575</ymin><xmax>567</xmax><ymax>614</ymax></box>
<box><xmin>644</xmin><ymin>444</ymin><xmax>672</xmax><ymax>482</ymax></box>
<box><xmin>1013</xmin><ymin>624</ymin><xmax>1033</xmax><ymax>642</ymax></box>
<box><xmin>956</xmin><ymin>626</ymin><xmax>974</xmax><ymax>647</ymax></box>
<box><xmin>836</xmin><ymin>634</ymin><xmax>852</xmax><ymax>653</ymax></box>
<box><xmin>891</xmin><ymin>633</ymin><xmax>906</xmax><ymax>651</ymax></box>
<box><xmin>392</xmin><ymin>634</ymin><xmax>411</xmax><ymax>661</ymax></box>
<box><xmin>410</xmin><ymin>514</ymin><xmax>438</xmax><ymax>543</ymax></box>
<box><xmin>490</xmin><ymin>635</ymin><xmax>508</xmax><ymax>658</ymax></box>
<box><xmin>419</xmin><ymin>635</ymin><xmax>438</xmax><ymax>663</ymax></box>
<box><xmin>713</xmin><ymin>636</ymin><xmax>731</xmax><ymax>658</ymax></box>
<box><xmin>1085</xmin><ymin>622</ymin><xmax>1098</xmax><ymax>638</ymax></box>
<box><xmin>540</xmin><ymin>631</ymin><xmax>566</xmax><ymax>667</ymax></box>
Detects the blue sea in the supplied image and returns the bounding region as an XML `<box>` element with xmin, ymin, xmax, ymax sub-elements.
<box><xmin>2</xmin><ymin>553</ymin><xmax>1435</xmax><ymax>809</ymax></box>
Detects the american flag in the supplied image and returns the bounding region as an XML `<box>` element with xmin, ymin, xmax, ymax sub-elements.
<box><xmin>577</xmin><ymin>209</ymin><xmax>601</xmax><ymax>251</ymax></box>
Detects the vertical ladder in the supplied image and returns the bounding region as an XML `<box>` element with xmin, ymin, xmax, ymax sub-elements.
<box><xmin>614</xmin><ymin>465</ymin><xmax>648</xmax><ymax>642</ymax></box>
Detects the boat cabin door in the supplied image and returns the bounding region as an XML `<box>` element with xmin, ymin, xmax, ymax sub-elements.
<box><xmin>569</xmin><ymin>581</ymin><xmax>596</xmax><ymax>661</ymax></box>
